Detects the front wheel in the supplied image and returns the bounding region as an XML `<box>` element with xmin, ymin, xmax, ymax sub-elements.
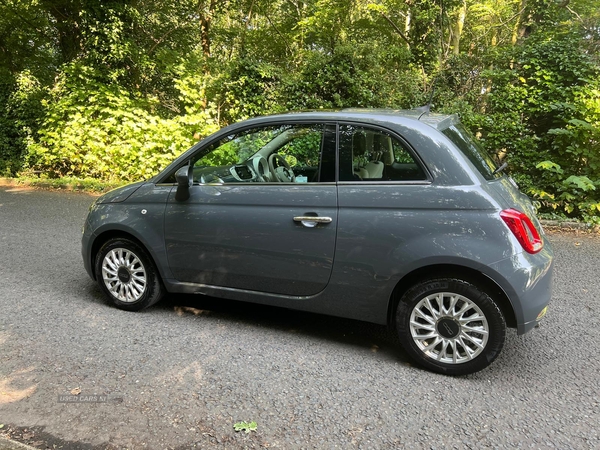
<box><xmin>396</xmin><ymin>278</ymin><xmax>506</xmax><ymax>375</ymax></box>
<box><xmin>95</xmin><ymin>238</ymin><xmax>164</xmax><ymax>311</ymax></box>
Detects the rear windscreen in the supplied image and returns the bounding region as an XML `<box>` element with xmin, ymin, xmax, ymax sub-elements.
<box><xmin>442</xmin><ymin>124</ymin><xmax>500</xmax><ymax>180</ymax></box>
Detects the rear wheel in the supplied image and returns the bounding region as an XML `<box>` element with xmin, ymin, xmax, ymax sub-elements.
<box><xmin>396</xmin><ymin>278</ymin><xmax>506</xmax><ymax>375</ymax></box>
<box><xmin>95</xmin><ymin>238</ymin><xmax>164</xmax><ymax>311</ymax></box>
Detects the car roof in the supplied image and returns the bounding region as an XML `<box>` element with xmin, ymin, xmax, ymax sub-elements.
<box><xmin>248</xmin><ymin>108</ymin><xmax>459</xmax><ymax>131</ymax></box>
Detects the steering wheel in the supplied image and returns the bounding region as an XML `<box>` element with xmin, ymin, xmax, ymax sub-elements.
<box><xmin>268</xmin><ymin>153</ymin><xmax>295</xmax><ymax>182</ymax></box>
<box><xmin>251</xmin><ymin>156</ymin><xmax>271</xmax><ymax>182</ymax></box>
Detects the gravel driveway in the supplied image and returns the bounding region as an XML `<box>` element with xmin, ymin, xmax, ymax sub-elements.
<box><xmin>1</xmin><ymin>186</ymin><xmax>599</xmax><ymax>449</ymax></box>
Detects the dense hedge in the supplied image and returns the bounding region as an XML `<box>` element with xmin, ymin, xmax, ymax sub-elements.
<box><xmin>440</xmin><ymin>32</ymin><xmax>600</xmax><ymax>220</ymax></box>
<box><xmin>0</xmin><ymin>0</ymin><xmax>598</xmax><ymax>220</ymax></box>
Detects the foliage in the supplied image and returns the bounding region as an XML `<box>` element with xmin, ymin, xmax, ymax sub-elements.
<box><xmin>11</xmin><ymin>176</ymin><xmax>123</xmax><ymax>193</ymax></box>
<box><xmin>0</xmin><ymin>70</ymin><xmax>46</xmax><ymax>176</ymax></box>
<box><xmin>233</xmin><ymin>421</ymin><xmax>257</xmax><ymax>433</ymax></box>
<box><xmin>26</xmin><ymin>64</ymin><xmax>217</xmax><ymax>182</ymax></box>
<box><xmin>532</xmin><ymin>82</ymin><xmax>600</xmax><ymax>220</ymax></box>
<box><xmin>465</xmin><ymin>31</ymin><xmax>600</xmax><ymax>219</ymax></box>
<box><xmin>0</xmin><ymin>0</ymin><xmax>599</xmax><ymax>219</ymax></box>
<box><xmin>206</xmin><ymin>58</ymin><xmax>283</xmax><ymax>124</ymax></box>
<box><xmin>281</xmin><ymin>44</ymin><xmax>424</xmax><ymax>110</ymax></box>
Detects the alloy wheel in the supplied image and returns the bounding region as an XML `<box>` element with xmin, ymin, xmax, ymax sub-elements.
<box><xmin>409</xmin><ymin>291</ymin><xmax>490</xmax><ymax>364</ymax></box>
<box><xmin>101</xmin><ymin>248</ymin><xmax>147</xmax><ymax>303</ymax></box>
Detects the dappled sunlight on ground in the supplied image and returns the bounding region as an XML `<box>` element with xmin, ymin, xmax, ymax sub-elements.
<box><xmin>0</xmin><ymin>368</ymin><xmax>37</xmax><ymax>405</ymax></box>
<box><xmin>155</xmin><ymin>361</ymin><xmax>205</xmax><ymax>386</ymax></box>
<box><xmin>3</xmin><ymin>188</ymin><xmax>34</xmax><ymax>194</ymax></box>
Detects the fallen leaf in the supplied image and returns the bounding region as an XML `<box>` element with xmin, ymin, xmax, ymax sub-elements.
<box><xmin>70</xmin><ymin>387</ymin><xmax>81</xmax><ymax>395</ymax></box>
<box><xmin>174</xmin><ymin>306</ymin><xmax>208</xmax><ymax>316</ymax></box>
<box><xmin>182</xmin><ymin>306</ymin><xmax>207</xmax><ymax>316</ymax></box>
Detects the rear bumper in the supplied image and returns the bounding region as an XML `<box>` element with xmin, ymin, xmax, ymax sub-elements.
<box><xmin>520</xmin><ymin>305</ymin><xmax>549</xmax><ymax>334</ymax></box>
<box><xmin>488</xmin><ymin>238</ymin><xmax>554</xmax><ymax>335</ymax></box>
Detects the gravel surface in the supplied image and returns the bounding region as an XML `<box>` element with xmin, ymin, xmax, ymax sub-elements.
<box><xmin>1</xmin><ymin>186</ymin><xmax>599</xmax><ymax>449</ymax></box>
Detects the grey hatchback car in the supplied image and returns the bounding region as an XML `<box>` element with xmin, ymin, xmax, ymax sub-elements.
<box><xmin>82</xmin><ymin>109</ymin><xmax>553</xmax><ymax>375</ymax></box>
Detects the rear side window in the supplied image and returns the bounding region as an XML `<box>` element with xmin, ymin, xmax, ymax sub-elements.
<box><xmin>442</xmin><ymin>124</ymin><xmax>500</xmax><ymax>180</ymax></box>
<box><xmin>338</xmin><ymin>125</ymin><xmax>427</xmax><ymax>182</ymax></box>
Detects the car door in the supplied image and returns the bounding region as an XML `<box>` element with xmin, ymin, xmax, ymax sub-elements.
<box><xmin>163</xmin><ymin>122</ymin><xmax>337</xmax><ymax>297</ymax></box>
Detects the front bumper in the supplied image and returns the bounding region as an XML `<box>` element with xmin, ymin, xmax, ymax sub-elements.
<box><xmin>81</xmin><ymin>216</ymin><xmax>96</xmax><ymax>280</ymax></box>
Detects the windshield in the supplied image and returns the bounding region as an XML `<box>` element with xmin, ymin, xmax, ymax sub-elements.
<box><xmin>442</xmin><ymin>124</ymin><xmax>501</xmax><ymax>180</ymax></box>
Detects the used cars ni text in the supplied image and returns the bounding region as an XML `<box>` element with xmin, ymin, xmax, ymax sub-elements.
<box><xmin>82</xmin><ymin>109</ymin><xmax>553</xmax><ymax>375</ymax></box>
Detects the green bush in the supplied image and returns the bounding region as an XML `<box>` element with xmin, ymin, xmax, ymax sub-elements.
<box><xmin>27</xmin><ymin>64</ymin><xmax>217</xmax><ymax>182</ymax></box>
<box><xmin>532</xmin><ymin>81</ymin><xmax>600</xmax><ymax>220</ymax></box>
<box><xmin>281</xmin><ymin>44</ymin><xmax>425</xmax><ymax>111</ymax></box>
<box><xmin>205</xmin><ymin>58</ymin><xmax>283</xmax><ymax>124</ymax></box>
<box><xmin>448</xmin><ymin>32</ymin><xmax>600</xmax><ymax>221</ymax></box>
<box><xmin>0</xmin><ymin>70</ymin><xmax>45</xmax><ymax>176</ymax></box>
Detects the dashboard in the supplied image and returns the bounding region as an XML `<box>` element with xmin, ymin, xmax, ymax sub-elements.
<box><xmin>193</xmin><ymin>156</ymin><xmax>270</xmax><ymax>184</ymax></box>
<box><xmin>192</xmin><ymin>155</ymin><xmax>315</xmax><ymax>184</ymax></box>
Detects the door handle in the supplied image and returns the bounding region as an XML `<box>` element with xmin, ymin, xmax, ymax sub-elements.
<box><xmin>293</xmin><ymin>216</ymin><xmax>333</xmax><ymax>227</ymax></box>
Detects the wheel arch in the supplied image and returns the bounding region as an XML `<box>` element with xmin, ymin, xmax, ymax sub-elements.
<box><xmin>90</xmin><ymin>230</ymin><xmax>161</xmax><ymax>282</ymax></box>
<box><xmin>387</xmin><ymin>264</ymin><xmax>517</xmax><ymax>329</ymax></box>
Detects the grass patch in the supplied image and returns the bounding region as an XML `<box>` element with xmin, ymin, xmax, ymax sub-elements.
<box><xmin>0</xmin><ymin>176</ymin><xmax>126</xmax><ymax>193</ymax></box>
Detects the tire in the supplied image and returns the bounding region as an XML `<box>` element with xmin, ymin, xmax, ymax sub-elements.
<box><xmin>94</xmin><ymin>238</ymin><xmax>164</xmax><ymax>311</ymax></box>
<box><xmin>396</xmin><ymin>278</ymin><xmax>506</xmax><ymax>376</ymax></box>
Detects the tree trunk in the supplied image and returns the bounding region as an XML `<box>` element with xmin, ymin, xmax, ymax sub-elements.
<box><xmin>40</xmin><ymin>0</ymin><xmax>82</xmax><ymax>62</ymax></box>
<box><xmin>239</xmin><ymin>0</ymin><xmax>255</xmax><ymax>56</ymax></box>
<box><xmin>199</xmin><ymin>0</ymin><xmax>216</xmax><ymax>57</ymax></box>
<box><xmin>512</xmin><ymin>0</ymin><xmax>528</xmax><ymax>45</ymax></box>
<box><xmin>452</xmin><ymin>0</ymin><xmax>467</xmax><ymax>55</ymax></box>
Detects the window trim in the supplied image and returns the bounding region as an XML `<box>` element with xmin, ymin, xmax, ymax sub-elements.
<box><xmin>157</xmin><ymin>120</ymin><xmax>433</xmax><ymax>186</ymax></box>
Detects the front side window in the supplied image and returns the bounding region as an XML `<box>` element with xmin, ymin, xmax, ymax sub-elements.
<box><xmin>338</xmin><ymin>125</ymin><xmax>427</xmax><ymax>182</ymax></box>
<box><xmin>192</xmin><ymin>123</ymin><xmax>332</xmax><ymax>183</ymax></box>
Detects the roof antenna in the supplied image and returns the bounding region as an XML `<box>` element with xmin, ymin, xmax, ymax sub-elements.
<box><xmin>416</xmin><ymin>81</ymin><xmax>436</xmax><ymax>120</ymax></box>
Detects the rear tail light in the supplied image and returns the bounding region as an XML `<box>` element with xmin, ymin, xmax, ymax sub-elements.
<box><xmin>500</xmin><ymin>208</ymin><xmax>543</xmax><ymax>254</ymax></box>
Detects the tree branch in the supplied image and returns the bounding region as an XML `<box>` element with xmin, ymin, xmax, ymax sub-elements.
<box><xmin>378</xmin><ymin>11</ymin><xmax>411</xmax><ymax>47</ymax></box>
<box><xmin>148</xmin><ymin>26</ymin><xmax>180</xmax><ymax>54</ymax></box>
<box><xmin>565</xmin><ymin>5</ymin><xmax>589</xmax><ymax>30</ymax></box>
<box><xmin>264</xmin><ymin>10</ymin><xmax>293</xmax><ymax>55</ymax></box>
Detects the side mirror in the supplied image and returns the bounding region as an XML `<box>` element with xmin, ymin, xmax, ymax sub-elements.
<box><xmin>175</xmin><ymin>165</ymin><xmax>193</xmax><ymax>201</ymax></box>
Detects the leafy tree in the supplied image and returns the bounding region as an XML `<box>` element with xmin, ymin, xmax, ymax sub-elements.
<box><xmin>0</xmin><ymin>0</ymin><xmax>599</xmax><ymax>219</ymax></box>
